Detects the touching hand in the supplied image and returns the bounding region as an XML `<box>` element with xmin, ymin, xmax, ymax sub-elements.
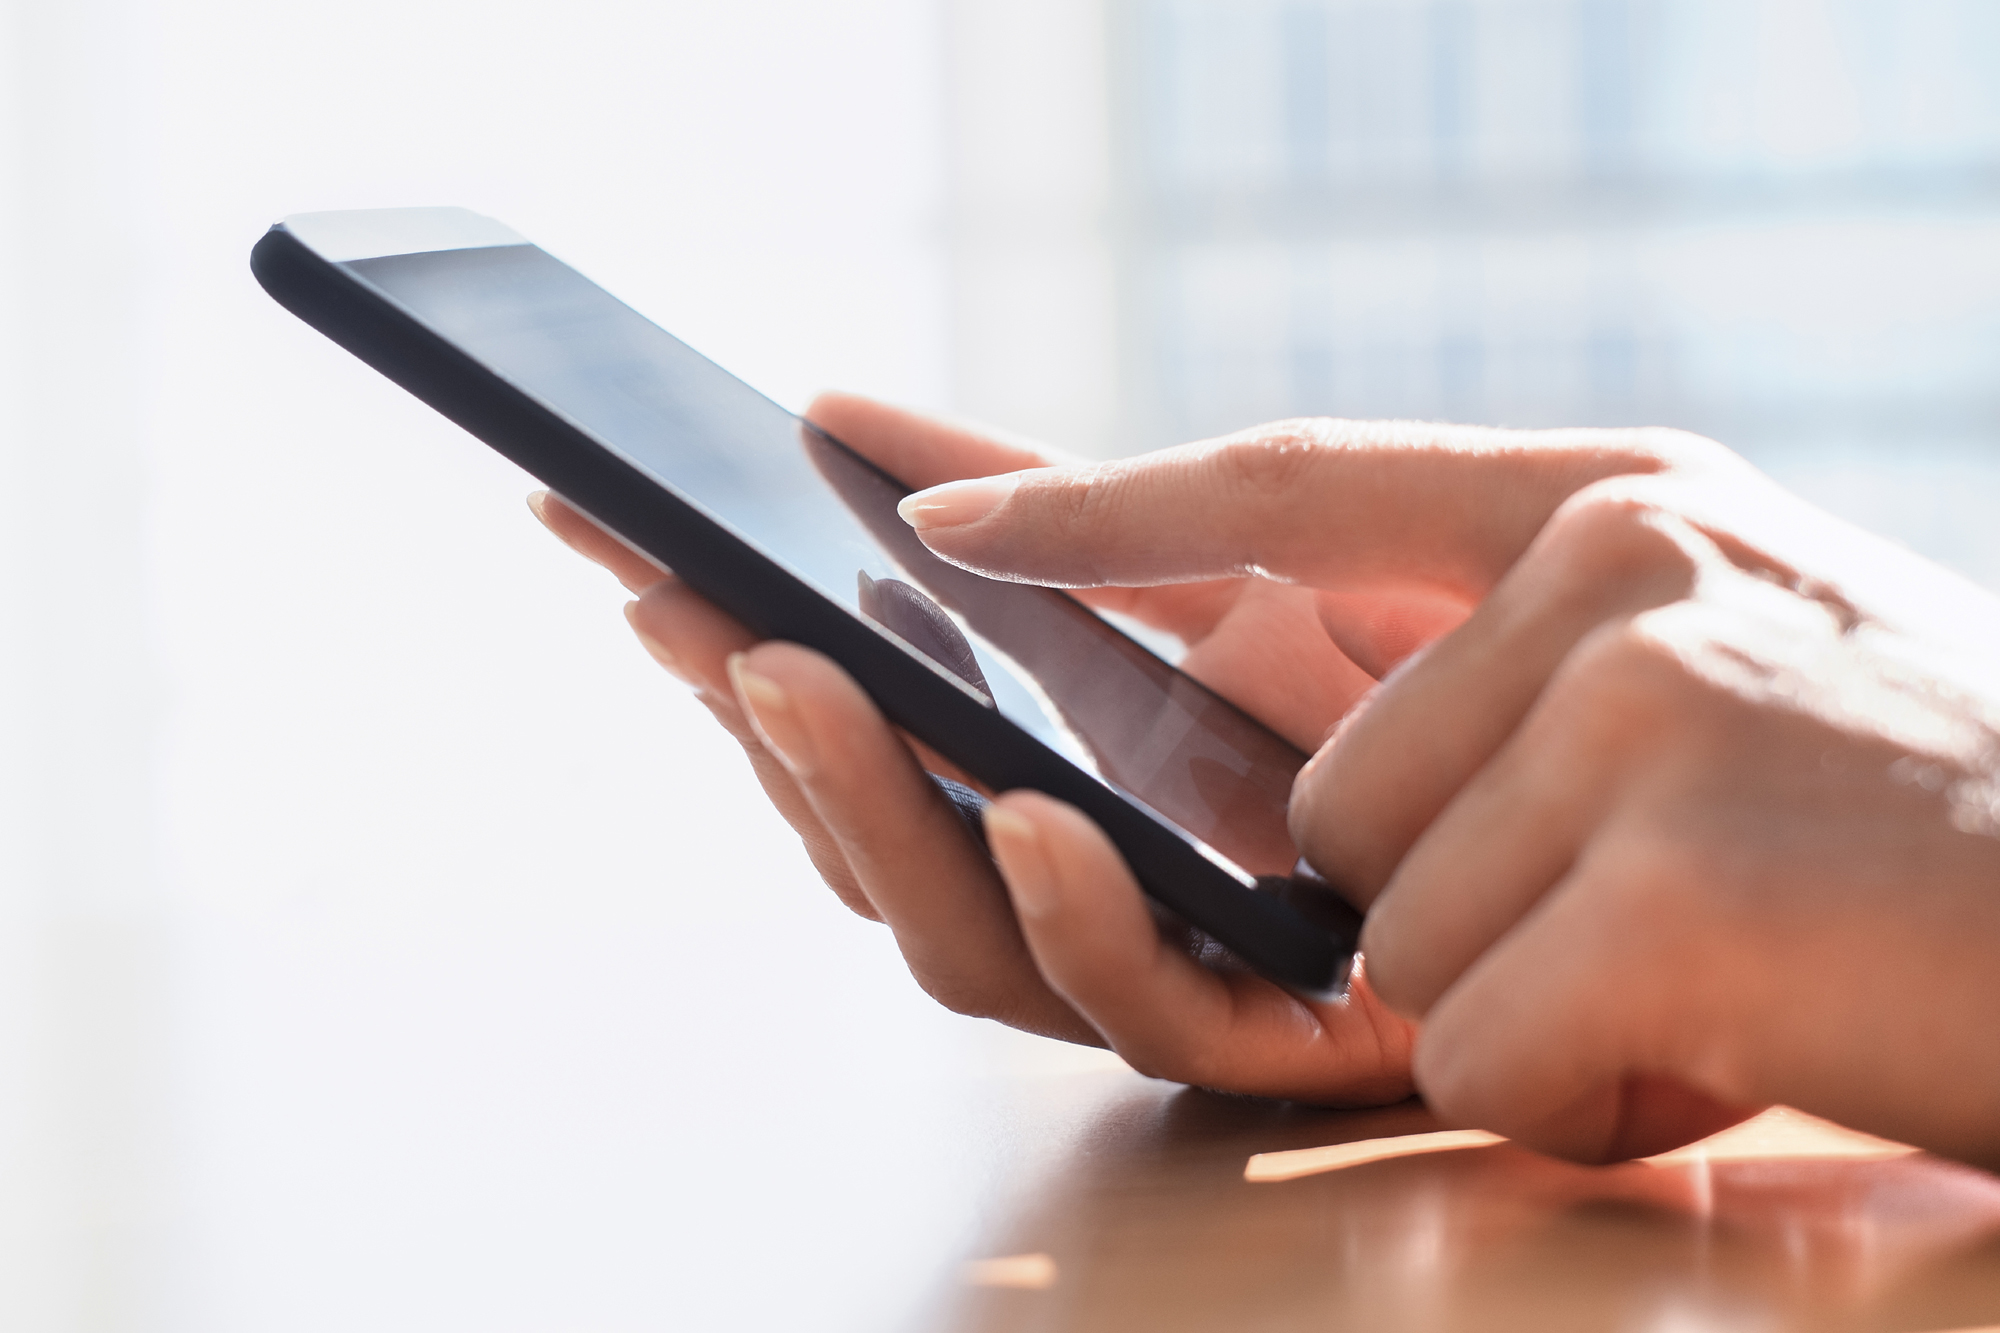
<box><xmin>531</xmin><ymin>394</ymin><xmax>1421</xmax><ymax>1106</ymax></box>
<box><xmin>908</xmin><ymin>417</ymin><xmax>2000</xmax><ymax>1165</ymax></box>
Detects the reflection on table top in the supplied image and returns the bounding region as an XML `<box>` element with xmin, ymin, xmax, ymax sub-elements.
<box><xmin>938</xmin><ymin>1069</ymin><xmax>2000</xmax><ymax>1333</ymax></box>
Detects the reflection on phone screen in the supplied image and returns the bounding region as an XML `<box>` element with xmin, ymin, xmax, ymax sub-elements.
<box><xmin>344</xmin><ymin>243</ymin><xmax>1307</xmax><ymax>877</ymax></box>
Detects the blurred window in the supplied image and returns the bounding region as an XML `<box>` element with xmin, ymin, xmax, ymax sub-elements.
<box><xmin>1112</xmin><ymin>0</ymin><xmax>2000</xmax><ymax>455</ymax></box>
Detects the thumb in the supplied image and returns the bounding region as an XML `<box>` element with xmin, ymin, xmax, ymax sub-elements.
<box><xmin>897</xmin><ymin>418</ymin><xmax>1695</xmax><ymax>598</ymax></box>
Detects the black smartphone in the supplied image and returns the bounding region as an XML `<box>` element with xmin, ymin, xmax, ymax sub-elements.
<box><xmin>251</xmin><ymin>207</ymin><xmax>1359</xmax><ymax>995</ymax></box>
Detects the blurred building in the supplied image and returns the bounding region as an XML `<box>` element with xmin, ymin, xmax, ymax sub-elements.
<box><xmin>951</xmin><ymin>0</ymin><xmax>2000</xmax><ymax>461</ymax></box>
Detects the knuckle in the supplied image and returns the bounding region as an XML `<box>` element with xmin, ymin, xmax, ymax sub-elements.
<box><xmin>1569</xmin><ymin>616</ymin><xmax>1683</xmax><ymax>699</ymax></box>
<box><xmin>1529</xmin><ymin>482</ymin><xmax>1703</xmax><ymax>603</ymax></box>
<box><xmin>1627</xmin><ymin>426</ymin><xmax>1737</xmax><ymax>472</ymax></box>
<box><xmin>1554</xmin><ymin>600</ymin><xmax>1763</xmax><ymax>765</ymax></box>
<box><xmin>1535</xmin><ymin>617</ymin><xmax>1698</xmax><ymax>754</ymax></box>
<box><xmin>1588</xmin><ymin>837</ymin><xmax>1688</xmax><ymax>924</ymax></box>
<box><xmin>1040</xmin><ymin>462</ymin><xmax>1125</xmax><ymax>583</ymax></box>
<box><xmin>1054</xmin><ymin>461</ymin><xmax>1112</xmax><ymax>532</ymax></box>
<box><xmin>1209</xmin><ymin>420</ymin><xmax>1332</xmax><ymax>502</ymax></box>
<box><xmin>1497</xmin><ymin>498</ymin><xmax>1715</xmax><ymax>687</ymax></box>
<box><xmin>1599</xmin><ymin>806</ymin><xmax>1755</xmax><ymax>926</ymax></box>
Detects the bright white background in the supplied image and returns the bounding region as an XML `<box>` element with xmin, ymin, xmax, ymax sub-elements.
<box><xmin>0</xmin><ymin>3</ymin><xmax>1111</xmax><ymax>1331</ymax></box>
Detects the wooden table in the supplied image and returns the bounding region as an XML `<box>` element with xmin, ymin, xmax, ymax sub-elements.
<box><xmin>933</xmin><ymin>1068</ymin><xmax>2000</xmax><ymax>1332</ymax></box>
<box><xmin>150</xmin><ymin>867</ymin><xmax>2000</xmax><ymax>1329</ymax></box>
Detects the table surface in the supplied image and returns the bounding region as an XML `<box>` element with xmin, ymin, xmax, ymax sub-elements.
<box><xmin>927</xmin><ymin>1068</ymin><xmax>2000</xmax><ymax>1333</ymax></box>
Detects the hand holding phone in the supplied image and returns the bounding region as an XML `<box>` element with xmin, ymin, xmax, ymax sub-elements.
<box><xmin>252</xmin><ymin>207</ymin><xmax>1420</xmax><ymax>1103</ymax></box>
<box><xmin>534</xmin><ymin>394</ymin><xmax>1420</xmax><ymax>1103</ymax></box>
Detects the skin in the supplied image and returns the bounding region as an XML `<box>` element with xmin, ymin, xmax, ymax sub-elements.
<box><xmin>531</xmin><ymin>393</ymin><xmax>1416</xmax><ymax>1108</ymax></box>
<box><xmin>536</xmin><ymin>392</ymin><xmax>2000</xmax><ymax>1168</ymax></box>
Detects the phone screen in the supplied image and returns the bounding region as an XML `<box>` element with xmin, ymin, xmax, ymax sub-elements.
<box><xmin>341</xmin><ymin>243</ymin><xmax>1306</xmax><ymax>879</ymax></box>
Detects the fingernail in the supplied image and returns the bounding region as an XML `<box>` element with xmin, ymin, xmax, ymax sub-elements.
<box><xmin>983</xmin><ymin>804</ymin><xmax>1057</xmax><ymax>918</ymax></box>
<box><xmin>897</xmin><ymin>473</ymin><xmax>1022</xmax><ymax>531</ymax></box>
<box><xmin>623</xmin><ymin>603</ymin><xmax>691</xmax><ymax>683</ymax></box>
<box><xmin>728</xmin><ymin>653</ymin><xmax>817</xmax><ymax>778</ymax></box>
<box><xmin>525</xmin><ymin>490</ymin><xmax>551</xmax><ymax>523</ymax></box>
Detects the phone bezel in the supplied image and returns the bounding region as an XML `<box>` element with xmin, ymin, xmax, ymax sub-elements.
<box><xmin>250</xmin><ymin>214</ymin><xmax>1354</xmax><ymax>995</ymax></box>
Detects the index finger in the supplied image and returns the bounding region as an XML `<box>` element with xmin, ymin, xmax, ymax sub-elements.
<box><xmin>806</xmin><ymin>390</ymin><xmax>1073</xmax><ymax>487</ymax></box>
<box><xmin>900</xmin><ymin>419</ymin><xmax>1722</xmax><ymax>598</ymax></box>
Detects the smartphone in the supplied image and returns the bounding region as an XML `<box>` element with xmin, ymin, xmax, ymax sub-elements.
<box><xmin>251</xmin><ymin>207</ymin><xmax>1359</xmax><ymax>995</ymax></box>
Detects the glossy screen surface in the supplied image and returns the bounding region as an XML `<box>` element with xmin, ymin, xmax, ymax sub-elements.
<box><xmin>342</xmin><ymin>243</ymin><xmax>1305</xmax><ymax>876</ymax></box>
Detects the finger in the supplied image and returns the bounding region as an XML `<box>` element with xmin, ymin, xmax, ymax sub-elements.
<box><xmin>1355</xmin><ymin>630</ymin><xmax>1630</xmax><ymax>1017</ymax></box>
<box><xmin>558</xmin><ymin>487</ymin><xmax>984</xmax><ymax>800</ymax></box>
<box><xmin>804</xmin><ymin>394</ymin><xmax>1245</xmax><ymax>696</ymax></box>
<box><xmin>793</xmin><ymin>394</ymin><xmax>1227</xmax><ymax>751</ymax></box>
<box><xmin>1073</xmin><ymin>577</ymin><xmax>1240</xmax><ymax>641</ymax></box>
<box><xmin>901</xmin><ymin>419</ymin><xmax>1713</xmax><ymax>597</ymax></box>
<box><xmin>1314</xmin><ymin>586</ymin><xmax>1472</xmax><ymax>680</ymax></box>
<box><xmin>623</xmin><ymin>579</ymin><xmax>879</xmax><ymax>917</ymax></box>
<box><xmin>984</xmin><ymin>793</ymin><xmax>1416</xmax><ymax>1103</ymax></box>
<box><xmin>1412</xmin><ymin>854</ymin><xmax>1758</xmax><ymax>1163</ymax></box>
<box><xmin>1179</xmin><ymin>581</ymin><xmax>1377</xmax><ymax>750</ymax></box>
<box><xmin>538</xmin><ymin>393</ymin><xmax>1066</xmax><ymax>585</ymax></box>
<box><xmin>622</xmin><ymin>572</ymin><xmax>757</xmax><ymax>698</ymax></box>
<box><xmin>1291</xmin><ymin>485</ymin><xmax>1718</xmax><ymax>898</ymax></box>
<box><xmin>539</xmin><ymin>395</ymin><xmax>1069</xmax><ymax>584</ymax></box>
<box><xmin>728</xmin><ymin>644</ymin><xmax>1097</xmax><ymax>1044</ymax></box>
<box><xmin>528</xmin><ymin>491</ymin><xmax>668</xmax><ymax>593</ymax></box>
<box><xmin>805</xmin><ymin>390</ymin><xmax>1072</xmax><ymax>489</ymax></box>
<box><xmin>533</xmin><ymin>407</ymin><xmax>1192</xmax><ymax>651</ymax></box>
